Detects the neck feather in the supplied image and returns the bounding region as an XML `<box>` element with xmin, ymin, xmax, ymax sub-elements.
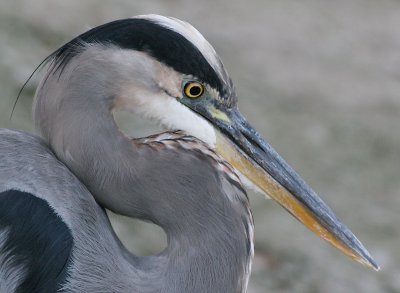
<box><xmin>33</xmin><ymin>46</ymin><xmax>252</xmax><ymax>292</ymax></box>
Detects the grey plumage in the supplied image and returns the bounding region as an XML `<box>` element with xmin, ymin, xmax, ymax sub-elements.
<box><xmin>0</xmin><ymin>13</ymin><xmax>378</xmax><ymax>293</ymax></box>
<box><xmin>0</xmin><ymin>129</ymin><xmax>251</xmax><ymax>292</ymax></box>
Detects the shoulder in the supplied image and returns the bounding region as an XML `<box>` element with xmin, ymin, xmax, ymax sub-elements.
<box><xmin>0</xmin><ymin>189</ymin><xmax>73</xmax><ymax>293</ymax></box>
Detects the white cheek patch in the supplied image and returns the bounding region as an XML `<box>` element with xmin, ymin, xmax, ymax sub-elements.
<box><xmin>119</xmin><ymin>89</ymin><xmax>216</xmax><ymax>148</ymax></box>
<box><xmin>110</xmin><ymin>46</ymin><xmax>217</xmax><ymax>148</ymax></box>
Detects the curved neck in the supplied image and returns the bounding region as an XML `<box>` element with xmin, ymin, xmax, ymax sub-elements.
<box><xmin>34</xmin><ymin>48</ymin><xmax>156</xmax><ymax>218</ymax></box>
<box><xmin>33</xmin><ymin>47</ymin><xmax>252</xmax><ymax>292</ymax></box>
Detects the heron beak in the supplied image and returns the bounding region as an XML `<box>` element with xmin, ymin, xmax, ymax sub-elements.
<box><xmin>206</xmin><ymin>107</ymin><xmax>379</xmax><ymax>270</ymax></box>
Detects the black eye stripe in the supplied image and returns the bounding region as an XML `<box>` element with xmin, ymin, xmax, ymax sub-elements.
<box><xmin>50</xmin><ymin>18</ymin><xmax>227</xmax><ymax>97</ymax></box>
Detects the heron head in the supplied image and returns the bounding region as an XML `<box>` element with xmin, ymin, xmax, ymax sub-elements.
<box><xmin>44</xmin><ymin>14</ymin><xmax>378</xmax><ymax>270</ymax></box>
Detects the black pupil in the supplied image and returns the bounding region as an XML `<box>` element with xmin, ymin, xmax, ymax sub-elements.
<box><xmin>189</xmin><ymin>85</ymin><xmax>201</xmax><ymax>96</ymax></box>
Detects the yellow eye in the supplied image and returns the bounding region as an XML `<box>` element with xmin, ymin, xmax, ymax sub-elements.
<box><xmin>184</xmin><ymin>82</ymin><xmax>204</xmax><ymax>99</ymax></box>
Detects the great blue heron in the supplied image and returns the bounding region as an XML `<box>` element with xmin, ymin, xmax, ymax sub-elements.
<box><xmin>0</xmin><ymin>15</ymin><xmax>378</xmax><ymax>293</ymax></box>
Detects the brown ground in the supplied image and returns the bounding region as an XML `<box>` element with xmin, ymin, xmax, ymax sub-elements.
<box><xmin>1</xmin><ymin>1</ymin><xmax>399</xmax><ymax>292</ymax></box>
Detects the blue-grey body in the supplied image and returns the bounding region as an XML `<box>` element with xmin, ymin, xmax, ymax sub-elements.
<box><xmin>0</xmin><ymin>129</ymin><xmax>252</xmax><ymax>292</ymax></box>
<box><xmin>0</xmin><ymin>13</ymin><xmax>378</xmax><ymax>293</ymax></box>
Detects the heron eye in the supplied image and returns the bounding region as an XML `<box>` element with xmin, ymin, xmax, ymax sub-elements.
<box><xmin>184</xmin><ymin>82</ymin><xmax>204</xmax><ymax>99</ymax></box>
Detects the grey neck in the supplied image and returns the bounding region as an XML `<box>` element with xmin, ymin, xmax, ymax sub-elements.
<box><xmin>33</xmin><ymin>47</ymin><xmax>252</xmax><ymax>292</ymax></box>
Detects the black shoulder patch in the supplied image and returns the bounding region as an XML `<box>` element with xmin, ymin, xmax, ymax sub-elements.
<box><xmin>50</xmin><ymin>18</ymin><xmax>227</xmax><ymax>97</ymax></box>
<box><xmin>0</xmin><ymin>190</ymin><xmax>73</xmax><ymax>293</ymax></box>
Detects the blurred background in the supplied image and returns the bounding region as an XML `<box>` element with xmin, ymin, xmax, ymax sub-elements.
<box><xmin>1</xmin><ymin>0</ymin><xmax>399</xmax><ymax>292</ymax></box>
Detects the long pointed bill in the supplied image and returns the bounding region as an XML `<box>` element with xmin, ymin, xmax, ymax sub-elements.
<box><xmin>206</xmin><ymin>107</ymin><xmax>379</xmax><ymax>270</ymax></box>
